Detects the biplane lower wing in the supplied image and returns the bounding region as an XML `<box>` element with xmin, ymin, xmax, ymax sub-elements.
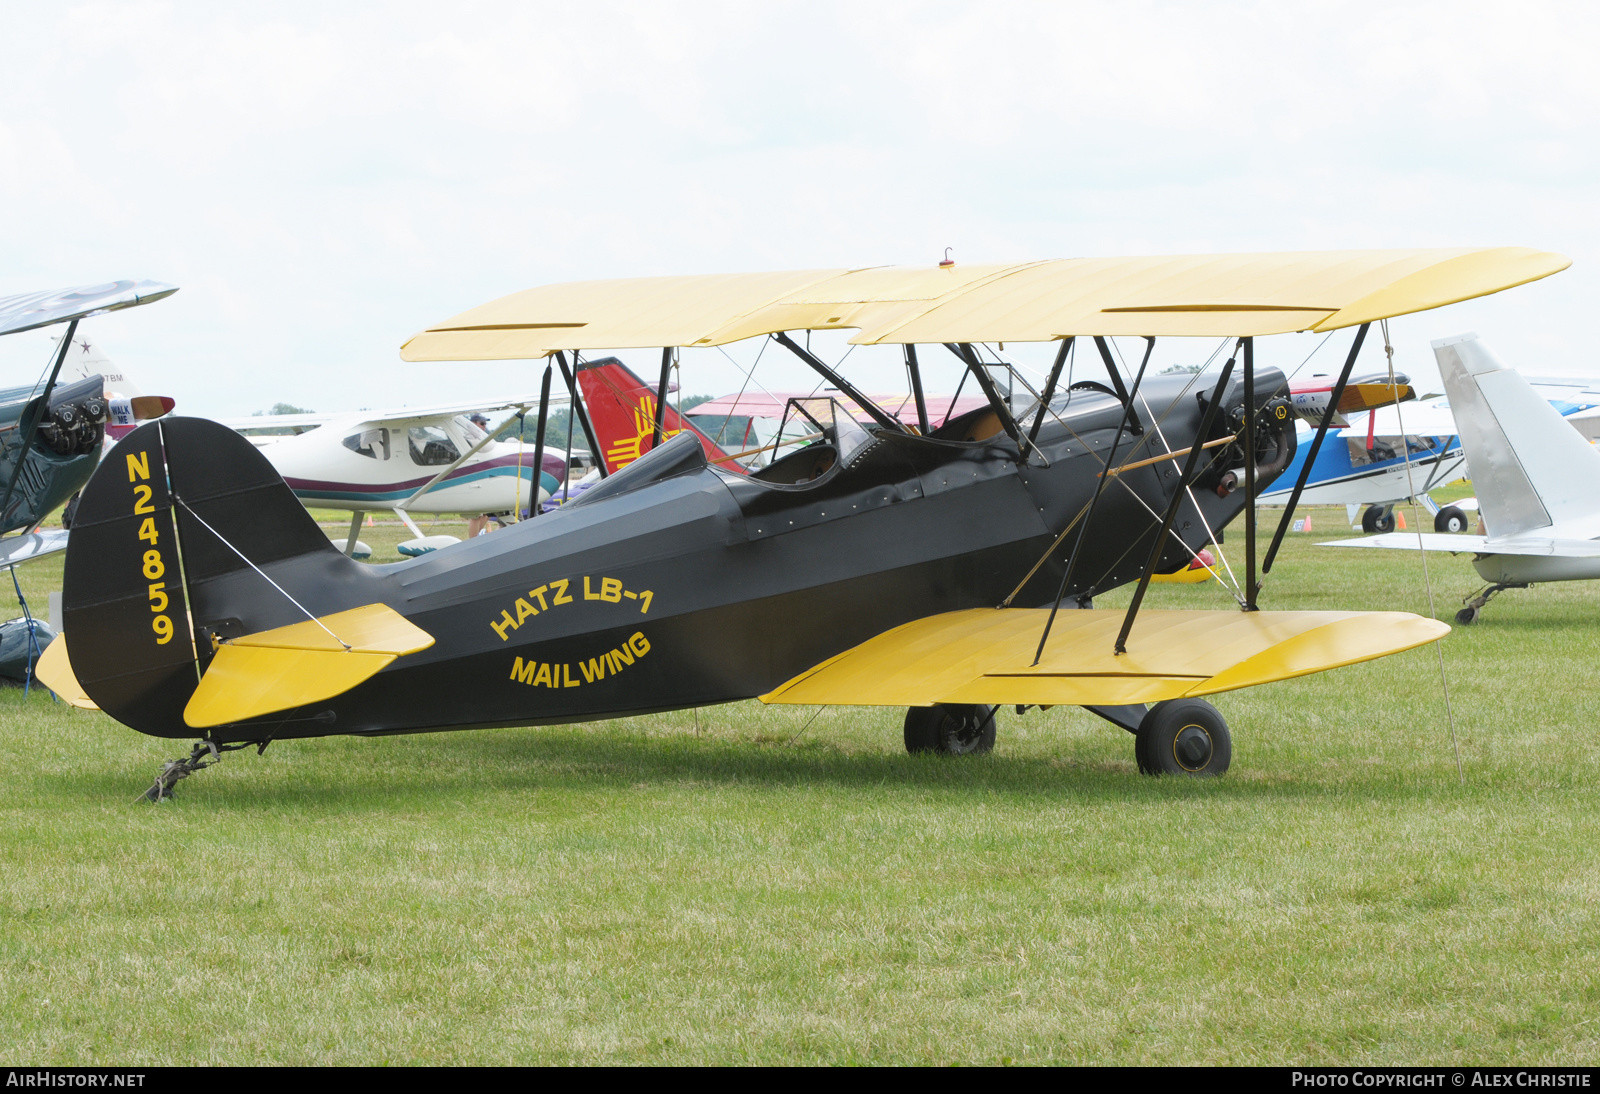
<box><xmin>759</xmin><ymin>608</ymin><xmax>1449</xmax><ymax>708</ymax></box>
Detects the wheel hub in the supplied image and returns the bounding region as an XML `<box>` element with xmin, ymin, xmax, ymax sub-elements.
<box><xmin>1172</xmin><ymin>725</ymin><xmax>1213</xmax><ymax>770</ymax></box>
<box><xmin>943</xmin><ymin>711</ymin><xmax>982</xmax><ymax>752</ymax></box>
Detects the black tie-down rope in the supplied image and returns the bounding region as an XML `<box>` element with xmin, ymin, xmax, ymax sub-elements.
<box><xmin>1113</xmin><ymin>361</ymin><xmax>1238</xmax><ymax>654</ymax></box>
<box><xmin>1378</xmin><ymin>318</ymin><xmax>1463</xmax><ymax>785</ymax></box>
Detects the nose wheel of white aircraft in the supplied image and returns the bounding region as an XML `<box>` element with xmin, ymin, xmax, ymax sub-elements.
<box><xmin>1135</xmin><ymin>699</ymin><xmax>1232</xmax><ymax>776</ymax></box>
<box><xmin>1434</xmin><ymin>505</ymin><xmax>1469</xmax><ymax>533</ymax></box>
<box><xmin>904</xmin><ymin>703</ymin><xmax>998</xmax><ymax>755</ymax></box>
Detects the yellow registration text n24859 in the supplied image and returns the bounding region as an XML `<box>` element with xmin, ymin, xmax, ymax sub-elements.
<box><xmin>127</xmin><ymin>452</ymin><xmax>174</xmax><ymax>646</ymax></box>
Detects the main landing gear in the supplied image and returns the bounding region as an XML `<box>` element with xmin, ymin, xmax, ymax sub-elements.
<box><xmin>901</xmin><ymin>698</ymin><xmax>1232</xmax><ymax>776</ymax></box>
<box><xmin>1434</xmin><ymin>505</ymin><xmax>1470</xmax><ymax>534</ymax></box>
<box><xmin>903</xmin><ymin>703</ymin><xmax>997</xmax><ymax>754</ymax></box>
<box><xmin>1134</xmin><ymin>699</ymin><xmax>1232</xmax><ymax>776</ymax></box>
<box><xmin>1361</xmin><ymin>504</ymin><xmax>1396</xmax><ymax>533</ymax></box>
<box><xmin>1455</xmin><ymin>582</ymin><xmax>1530</xmax><ymax>625</ymax></box>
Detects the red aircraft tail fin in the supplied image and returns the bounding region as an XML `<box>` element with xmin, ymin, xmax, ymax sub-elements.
<box><xmin>576</xmin><ymin>357</ymin><xmax>744</xmax><ymax>474</ymax></box>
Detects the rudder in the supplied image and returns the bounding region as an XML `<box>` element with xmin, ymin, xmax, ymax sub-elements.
<box><xmin>576</xmin><ymin>356</ymin><xmax>741</xmax><ymax>474</ymax></box>
<box><xmin>1433</xmin><ymin>333</ymin><xmax>1600</xmax><ymax>536</ymax></box>
<box><xmin>63</xmin><ymin>417</ymin><xmax>359</xmax><ymax>737</ymax></box>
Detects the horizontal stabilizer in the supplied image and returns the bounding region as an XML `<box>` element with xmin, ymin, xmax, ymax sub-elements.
<box><xmin>760</xmin><ymin>607</ymin><xmax>1448</xmax><ymax>708</ymax></box>
<box><xmin>34</xmin><ymin>637</ymin><xmax>98</xmax><ymax>710</ymax></box>
<box><xmin>1324</xmin><ymin>532</ymin><xmax>1600</xmax><ymax>558</ymax></box>
<box><xmin>183</xmin><ymin>604</ymin><xmax>434</xmax><ymax>728</ymax></box>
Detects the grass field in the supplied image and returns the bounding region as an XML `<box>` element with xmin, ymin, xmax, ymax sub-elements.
<box><xmin>2</xmin><ymin>499</ymin><xmax>1598</xmax><ymax>1065</ymax></box>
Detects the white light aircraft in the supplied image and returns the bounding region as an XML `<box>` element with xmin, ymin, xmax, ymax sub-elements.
<box><xmin>1323</xmin><ymin>333</ymin><xmax>1600</xmax><ymax>623</ymax></box>
<box><xmin>223</xmin><ymin>396</ymin><xmax>570</xmax><ymax>556</ymax></box>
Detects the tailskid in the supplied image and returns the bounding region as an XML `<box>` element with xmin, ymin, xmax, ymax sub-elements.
<box><xmin>142</xmin><ymin>738</ymin><xmax>266</xmax><ymax>802</ymax></box>
<box><xmin>1455</xmin><ymin>582</ymin><xmax>1530</xmax><ymax>626</ymax></box>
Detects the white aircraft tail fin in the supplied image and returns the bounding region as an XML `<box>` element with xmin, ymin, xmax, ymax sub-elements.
<box><xmin>53</xmin><ymin>333</ymin><xmax>145</xmax><ymax>398</ymax></box>
<box><xmin>1432</xmin><ymin>333</ymin><xmax>1600</xmax><ymax>537</ymax></box>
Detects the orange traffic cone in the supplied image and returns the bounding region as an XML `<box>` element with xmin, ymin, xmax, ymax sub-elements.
<box><xmin>1303</xmin><ymin>516</ymin><xmax>1312</xmax><ymax>532</ymax></box>
<box><xmin>1396</xmin><ymin>510</ymin><xmax>1407</xmax><ymax>530</ymax></box>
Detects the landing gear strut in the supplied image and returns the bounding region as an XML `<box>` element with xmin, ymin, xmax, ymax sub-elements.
<box><xmin>904</xmin><ymin>703</ymin><xmax>997</xmax><ymax>755</ymax></box>
<box><xmin>1135</xmin><ymin>699</ymin><xmax>1232</xmax><ymax>776</ymax></box>
<box><xmin>1455</xmin><ymin>583</ymin><xmax>1530</xmax><ymax>625</ymax></box>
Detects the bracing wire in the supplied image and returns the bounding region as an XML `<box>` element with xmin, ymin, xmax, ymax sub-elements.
<box><xmin>170</xmin><ymin>494</ymin><xmax>351</xmax><ymax>651</ymax></box>
<box><xmin>999</xmin><ymin>338</ymin><xmax>1235</xmax><ymax>606</ymax></box>
<box><xmin>1113</xmin><ymin>338</ymin><xmax>1247</xmax><ymax>602</ymax></box>
<box><xmin>1134</xmin><ymin>387</ymin><xmax>1247</xmax><ymax>604</ymax></box>
<box><xmin>1382</xmin><ymin>318</ymin><xmax>1463</xmax><ymax>784</ymax></box>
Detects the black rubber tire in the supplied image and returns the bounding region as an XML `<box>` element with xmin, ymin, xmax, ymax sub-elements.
<box><xmin>903</xmin><ymin>704</ymin><xmax>997</xmax><ymax>755</ymax></box>
<box><xmin>1361</xmin><ymin>505</ymin><xmax>1395</xmax><ymax>534</ymax></box>
<box><xmin>1434</xmin><ymin>506</ymin><xmax>1468</xmax><ymax>534</ymax></box>
<box><xmin>60</xmin><ymin>492</ymin><xmax>80</xmax><ymax>530</ymax></box>
<box><xmin>1135</xmin><ymin>699</ymin><xmax>1232</xmax><ymax>776</ymax></box>
<box><xmin>1455</xmin><ymin>606</ymin><xmax>1479</xmax><ymax>625</ymax></box>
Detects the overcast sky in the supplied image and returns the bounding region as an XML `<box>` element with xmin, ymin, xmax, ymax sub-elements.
<box><xmin>2</xmin><ymin>1</ymin><xmax>1596</xmax><ymax>414</ymax></box>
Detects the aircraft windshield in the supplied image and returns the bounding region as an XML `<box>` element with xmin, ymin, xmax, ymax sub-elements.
<box><xmin>408</xmin><ymin>425</ymin><xmax>460</xmax><ymax>466</ymax></box>
<box><xmin>778</xmin><ymin>397</ymin><xmax>871</xmax><ymax>465</ymax></box>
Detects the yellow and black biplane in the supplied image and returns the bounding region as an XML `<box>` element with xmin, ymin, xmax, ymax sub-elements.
<box><xmin>40</xmin><ymin>249</ymin><xmax>1568</xmax><ymax>797</ymax></box>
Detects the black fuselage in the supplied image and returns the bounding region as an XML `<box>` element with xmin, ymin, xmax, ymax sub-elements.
<box><xmin>64</xmin><ymin>371</ymin><xmax>1293</xmax><ymax>741</ymax></box>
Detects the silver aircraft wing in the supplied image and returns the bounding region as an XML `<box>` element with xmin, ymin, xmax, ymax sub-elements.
<box><xmin>1322</xmin><ymin>532</ymin><xmax>1600</xmax><ymax>557</ymax></box>
<box><xmin>0</xmin><ymin>529</ymin><xmax>70</xmax><ymax>569</ymax></box>
<box><xmin>0</xmin><ymin>281</ymin><xmax>178</xmax><ymax>337</ymax></box>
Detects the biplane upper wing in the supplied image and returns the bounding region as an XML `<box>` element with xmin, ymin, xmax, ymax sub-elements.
<box><xmin>400</xmin><ymin>249</ymin><xmax>1568</xmax><ymax>360</ymax></box>
<box><xmin>760</xmin><ymin>608</ymin><xmax>1449</xmax><ymax>708</ymax></box>
<box><xmin>0</xmin><ymin>281</ymin><xmax>178</xmax><ymax>337</ymax></box>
